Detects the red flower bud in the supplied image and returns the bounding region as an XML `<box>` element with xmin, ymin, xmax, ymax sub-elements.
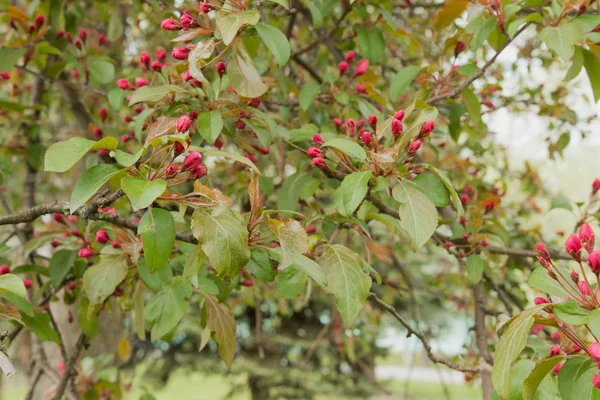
<box><xmin>174</xmin><ymin>141</ymin><xmax>186</xmax><ymax>155</ymax></box>
<box><xmin>176</xmin><ymin>115</ymin><xmax>192</xmax><ymax>132</ymax></box>
<box><xmin>565</xmin><ymin>234</ymin><xmax>582</xmax><ymax>261</ymax></box>
<box><xmin>95</xmin><ymin>230</ymin><xmax>109</xmax><ymax>244</ymax></box>
<box><xmin>0</xmin><ymin>265</ymin><xmax>10</xmax><ymax>275</ymax></box>
<box><xmin>180</xmin><ymin>13</ymin><xmax>196</xmax><ymax>29</ymax></box>
<box><xmin>135</xmin><ymin>77</ymin><xmax>149</xmax><ymax>88</ymax></box>
<box><xmin>140</xmin><ymin>51</ymin><xmax>151</xmax><ymax>66</ymax></box>
<box><xmin>589</xmin><ymin>251</ymin><xmax>600</xmax><ymax>273</ymax></box>
<box><xmin>214</xmin><ymin>139</ymin><xmax>223</xmax><ymax>149</ymax></box>
<box><xmin>116</xmin><ymin>78</ymin><xmax>130</xmax><ymax>90</ymax></box>
<box><xmin>592</xmin><ymin>178</ymin><xmax>600</xmax><ymax>194</ymax></box>
<box><xmin>191</xmin><ymin>164</ymin><xmax>207</xmax><ymax>179</ymax></box>
<box><xmin>183</xmin><ymin>151</ymin><xmax>202</xmax><ymax>171</ymax></box>
<box><xmin>165</xmin><ymin>164</ymin><xmax>179</xmax><ymax>179</ymax></box>
<box><xmin>200</xmin><ymin>2</ymin><xmax>212</xmax><ymax>13</ymax></box>
<box><xmin>571</xmin><ymin>270</ymin><xmax>579</xmax><ymax>282</ymax></box>
<box><xmin>579</xmin><ymin>280</ymin><xmax>591</xmax><ymax>296</ymax></box>
<box><xmin>313</xmin><ymin>157</ymin><xmax>327</xmax><ymax>169</ymax></box>
<box><xmin>99</xmin><ymin>108</ymin><xmax>108</xmax><ymax>121</ymax></box>
<box><xmin>394</xmin><ymin>110</ymin><xmax>405</xmax><ymax>121</ymax></box>
<box><xmin>338</xmin><ymin>61</ymin><xmax>349</xmax><ymax>74</ymax></box>
<box><xmin>333</xmin><ymin>118</ymin><xmax>342</xmax><ymax>127</ymax></box>
<box><xmin>549</xmin><ymin>345</ymin><xmax>560</xmax><ymax>356</ymax></box>
<box><xmin>345</xmin><ymin>50</ymin><xmax>355</xmax><ymax>62</ymax></box>
<box><xmin>0</xmin><ymin>72</ymin><xmax>9</xmax><ymax>80</ymax></box>
<box><xmin>536</xmin><ymin>243</ymin><xmax>551</xmax><ymax>267</ymax></box>
<box><xmin>156</xmin><ymin>49</ymin><xmax>167</xmax><ymax>62</ymax></box>
<box><xmin>172</xmin><ymin>47</ymin><xmax>190</xmax><ymax>60</ymax></box>
<box><xmin>242</xmin><ymin>279</ymin><xmax>253</xmax><ymax>287</ymax></box>
<box><xmin>578</xmin><ymin>223</ymin><xmax>595</xmax><ymax>252</ymax></box>
<box><xmin>98</xmin><ymin>33</ymin><xmax>106</xmax><ymax>46</ymax></box>
<box><xmin>74</xmin><ymin>39</ymin><xmax>82</xmax><ymax>49</ymax></box>
<box><xmin>68</xmin><ymin>281</ymin><xmax>77</xmax><ymax>291</ymax></box>
<box><xmin>408</xmin><ymin>139</ymin><xmax>422</xmax><ymax>154</ymax></box>
<box><xmin>593</xmin><ymin>375</ymin><xmax>600</xmax><ymax>389</ymax></box>
<box><xmin>553</xmin><ymin>362</ymin><xmax>563</xmax><ymax>375</ymax></box>
<box><xmin>70</xmin><ymin>69</ymin><xmax>80</xmax><ymax>78</ymax></box>
<box><xmin>421</xmin><ymin>120</ymin><xmax>435</xmax><ymax>136</ymax></box>
<box><xmin>151</xmin><ymin>61</ymin><xmax>163</xmax><ymax>71</ymax></box>
<box><xmin>51</xmin><ymin>240</ymin><xmax>61</xmax><ymax>248</ymax></box>
<box><xmin>215</xmin><ymin>61</ymin><xmax>226</xmax><ymax>77</ymax></box>
<box><xmin>391</xmin><ymin>118</ymin><xmax>403</xmax><ymax>136</ymax></box>
<box><xmin>123</xmin><ymin>115</ymin><xmax>133</xmax><ymax>123</ymax></box>
<box><xmin>111</xmin><ymin>240</ymin><xmax>121</xmax><ymax>248</ymax></box>
<box><xmin>534</xmin><ymin>297</ymin><xmax>548</xmax><ymax>305</ymax></box>
<box><xmin>53</xmin><ymin>213</ymin><xmax>64</xmax><ymax>223</ymax></box>
<box><xmin>355</xmin><ymin>59</ymin><xmax>369</xmax><ymax>76</ymax></box>
<box><xmin>35</xmin><ymin>14</ymin><xmax>45</xmax><ymax>28</ymax></box>
<box><xmin>307</xmin><ymin>147</ymin><xmax>323</xmax><ymax>158</ymax></box>
<box><xmin>484</xmin><ymin>201</ymin><xmax>494</xmax><ymax>214</ymax></box>
<box><xmin>161</xmin><ymin>18</ymin><xmax>181</xmax><ymax>31</ymax></box>
<box><xmin>306</xmin><ymin>225</ymin><xmax>317</xmax><ymax>234</ymax></box>
<box><xmin>589</xmin><ymin>342</ymin><xmax>600</xmax><ymax>362</ymax></box>
<box><xmin>92</xmin><ymin>127</ymin><xmax>103</xmax><ymax>139</ymax></box>
<box><xmin>78</xmin><ymin>248</ymin><xmax>94</xmax><ymax>258</ymax></box>
<box><xmin>113</xmin><ymin>288</ymin><xmax>124</xmax><ymax>297</ymax></box>
<box><xmin>312</xmin><ymin>134</ymin><xmax>324</xmax><ymax>145</ymax></box>
<box><xmin>23</xmin><ymin>279</ymin><xmax>32</xmax><ymax>289</ymax></box>
<box><xmin>368</xmin><ymin>114</ymin><xmax>378</xmax><ymax>129</ymax></box>
<box><xmin>245</xmin><ymin>152</ymin><xmax>257</xmax><ymax>163</ymax></box>
<box><xmin>79</xmin><ymin>28</ymin><xmax>87</xmax><ymax>42</ymax></box>
<box><xmin>360</xmin><ymin>131</ymin><xmax>373</xmax><ymax>146</ymax></box>
<box><xmin>356</xmin><ymin>84</ymin><xmax>366</xmax><ymax>93</ymax></box>
<box><xmin>454</xmin><ymin>41</ymin><xmax>466</xmax><ymax>57</ymax></box>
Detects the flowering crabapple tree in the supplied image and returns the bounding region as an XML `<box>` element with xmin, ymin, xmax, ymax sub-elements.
<box><xmin>1</xmin><ymin>0</ymin><xmax>600</xmax><ymax>399</ymax></box>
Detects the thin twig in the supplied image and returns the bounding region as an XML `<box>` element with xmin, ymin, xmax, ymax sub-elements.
<box><xmin>51</xmin><ymin>334</ymin><xmax>86</xmax><ymax>400</ymax></box>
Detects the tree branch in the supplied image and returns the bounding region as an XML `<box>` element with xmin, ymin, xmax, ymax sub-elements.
<box><xmin>51</xmin><ymin>333</ymin><xmax>86</xmax><ymax>400</ymax></box>
<box><xmin>368</xmin><ymin>292</ymin><xmax>481</xmax><ymax>373</ymax></box>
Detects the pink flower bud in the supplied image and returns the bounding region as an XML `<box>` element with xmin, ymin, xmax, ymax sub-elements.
<box><xmin>484</xmin><ymin>201</ymin><xmax>494</xmax><ymax>214</ymax></box>
<box><xmin>78</xmin><ymin>248</ymin><xmax>94</xmax><ymax>258</ymax></box>
<box><xmin>553</xmin><ymin>362</ymin><xmax>563</xmax><ymax>375</ymax></box>
<box><xmin>313</xmin><ymin>157</ymin><xmax>327</xmax><ymax>169</ymax></box>
<box><xmin>0</xmin><ymin>72</ymin><xmax>9</xmax><ymax>80</ymax></box>
<box><xmin>306</xmin><ymin>225</ymin><xmax>317</xmax><ymax>234</ymax></box>
<box><xmin>579</xmin><ymin>280</ymin><xmax>591</xmax><ymax>296</ymax></box>
<box><xmin>140</xmin><ymin>51</ymin><xmax>151</xmax><ymax>66</ymax></box>
<box><xmin>92</xmin><ymin>127</ymin><xmax>103</xmax><ymax>138</ymax></box>
<box><xmin>565</xmin><ymin>234</ymin><xmax>582</xmax><ymax>261</ymax></box>
<box><xmin>536</xmin><ymin>243</ymin><xmax>551</xmax><ymax>267</ymax></box>
<box><xmin>176</xmin><ymin>115</ymin><xmax>191</xmax><ymax>132</ymax></box>
<box><xmin>116</xmin><ymin>78</ymin><xmax>130</xmax><ymax>90</ymax></box>
<box><xmin>214</xmin><ymin>138</ymin><xmax>223</xmax><ymax>149</ymax></box>
<box><xmin>391</xmin><ymin>118</ymin><xmax>403</xmax><ymax>136</ymax></box>
<box><xmin>174</xmin><ymin>141</ymin><xmax>186</xmax><ymax>155</ymax></box>
<box><xmin>333</xmin><ymin>118</ymin><xmax>342</xmax><ymax>127</ymax></box>
<box><xmin>171</xmin><ymin>47</ymin><xmax>190</xmax><ymax>60</ymax></box>
<box><xmin>534</xmin><ymin>297</ymin><xmax>548</xmax><ymax>305</ymax></box>
<box><xmin>23</xmin><ymin>279</ymin><xmax>32</xmax><ymax>289</ymax></box>
<box><xmin>355</xmin><ymin>59</ymin><xmax>369</xmax><ymax>76</ymax></box>
<box><xmin>216</xmin><ymin>62</ymin><xmax>226</xmax><ymax>76</ymax></box>
<box><xmin>592</xmin><ymin>178</ymin><xmax>600</xmax><ymax>194</ymax></box>
<box><xmin>249</xmin><ymin>98</ymin><xmax>261</xmax><ymax>108</ymax></box>
<box><xmin>0</xmin><ymin>265</ymin><xmax>10</xmax><ymax>275</ymax></box>
<box><xmin>95</xmin><ymin>229</ymin><xmax>109</xmax><ymax>244</ymax></box>
<box><xmin>356</xmin><ymin>84</ymin><xmax>366</xmax><ymax>93</ymax></box>
<box><xmin>589</xmin><ymin>342</ymin><xmax>600</xmax><ymax>362</ymax></box>
<box><xmin>408</xmin><ymin>139</ymin><xmax>422</xmax><ymax>154</ymax></box>
<box><xmin>161</xmin><ymin>18</ymin><xmax>181</xmax><ymax>31</ymax></box>
<box><xmin>53</xmin><ymin>213</ymin><xmax>64</xmax><ymax>223</ymax></box>
<box><xmin>338</xmin><ymin>61</ymin><xmax>349</xmax><ymax>74</ymax></box>
<box><xmin>313</xmin><ymin>134</ymin><xmax>324</xmax><ymax>145</ymax></box>
<box><xmin>368</xmin><ymin>114</ymin><xmax>378</xmax><ymax>129</ymax></box>
<box><xmin>421</xmin><ymin>120</ymin><xmax>435</xmax><ymax>136</ymax></box>
<box><xmin>200</xmin><ymin>2</ymin><xmax>212</xmax><ymax>13</ymax></box>
<box><xmin>135</xmin><ymin>77</ymin><xmax>149</xmax><ymax>88</ymax></box>
<box><xmin>111</xmin><ymin>240</ymin><xmax>121</xmax><ymax>248</ymax></box>
<box><xmin>235</xmin><ymin>120</ymin><xmax>246</xmax><ymax>130</ymax></box>
<box><xmin>183</xmin><ymin>151</ymin><xmax>202</xmax><ymax>171</ymax></box>
<box><xmin>35</xmin><ymin>14</ymin><xmax>45</xmax><ymax>28</ymax></box>
<box><xmin>98</xmin><ymin>33</ymin><xmax>106</xmax><ymax>46</ymax></box>
<box><xmin>180</xmin><ymin>13</ymin><xmax>196</xmax><ymax>29</ymax></box>
<box><xmin>549</xmin><ymin>345</ymin><xmax>560</xmax><ymax>356</ymax></box>
<box><xmin>191</xmin><ymin>164</ymin><xmax>207</xmax><ymax>179</ymax></box>
<box><xmin>242</xmin><ymin>279</ymin><xmax>253</xmax><ymax>287</ymax></box>
<box><xmin>578</xmin><ymin>223</ymin><xmax>595</xmax><ymax>252</ymax></box>
<box><xmin>123</xmin><ymin>115</ymin><xmax>133</xmax><ymax>123</ymax></box>
<box><xmin>345</xmin><ymin>50</ymin><xmax>355</xmax><ymax>62</ymax></box>
<box><xmin>454</xmin><ymin>41</ymin><xmax>466</xmax><ymax>57</ymax></box>
<box><xmin>151</xmin><ymin>61</ymin><xmax>163</xmax><ymax>71</ymax></box>
<box><xmin>593</xmin><ymin>375</ymin><xmax>600</xmax><ymax>389</ymax></box>
<box><xmin>571</xmin><ymin>270</ymin><xmax>579</xmax><ymax>283</ymax></box>
<box><xmin>156</xmin><ymin>49</ymin><xmax>167</xmax><ymax>62</ymax></box>
<box><xmin>79</xmin><ymin>28</ymin><xmax>87</xmax><ymax>42</ymax></box>
<box><xmin>360</xmin><ymin>131</ymin><xmax>373</xmax><ymax>146</ymax></box>
<box><xmin>165</xmin><ymin>164</ymin><xmax>179</xmax><ymax>178</ymax></box>
<box><xmin>589</xmin><ymin>251</ymin><xmax>600</xmax><ymax>273</ymax></box>
<box><xmin>99</xmin><ymin>108</ymin><xmax>107</xmax><ymax>121</ymax></box>
<box><xmin>70</xmin><ymin>69</ymin><xmax>80</xmax><ymax>78</ymax></box>
<box><xmin>394</xmin><ymin>110</ymin><xmax>405</xmax><ymax>121</ymax></box>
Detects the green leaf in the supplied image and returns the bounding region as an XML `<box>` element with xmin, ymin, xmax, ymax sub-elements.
<box><xmin>424</xmin><ymin>164</ymin><xmax>464</xmax><ymax>215</ymax></box>
<box><xmin>390</xmin><ymin>66</ymin><xmax>420</xmax><ymax>101</ymax></box>
<box><xmin>456</xmin><ymin>64</ymin><xmax>479</xmax><ymax>75</ymax></box>
<box><xmin>88</xmin><ymin>58</ymin><xmax>115</xmax><ymax>84</ymax></box>
<box><xmin>139</xmin><ymin>208</ymin><xmax>176</xmax><ymax>273</ymax></box>
<box><xmin>523</xmin><ymin>357</ymin><xmax>564</xmax><ymax>400</ymax></box>
<box><xmin>21</xmin><ymin>312</ymin><xmax>60</xmax><ymax>343</ymax></box>
<box><xmin>304</xmin><ymin>0</ymin><xmax>323</xmax><ymax>27</ymax></box>
<box><xmin>550</xmin><ymin>195</ymin><xmax>572</xmax><ymax>211</ymax></box>
<box><xmin>570</xmin><ymin>364</ymin><xmax>600</xmax><ymax>400</ymax></box>
<box><xmin>553</xmin><ymin>300</ymin><xmax>590</xmax><ymax>325</ymax></box>
<box><xmin>188</xmin><ymin>38</ymin><xmax>215</xmax><ymax>83</ymax></box>
<box><xmin>558</xmin><ymin>356</ymin><xmax>595</xmax><ymax>400</ymax></box>
<box><xmin>70</xmin><ymin>164</ymin><xmax>123</xmax><ymax>213</ymax></box>
<box><xmin>412</xmin><ymin>172</ymin><xmax>450</xmax><ymax>207</ymax></box>
<box><xmin>128</xmin><ymin>85</ymin><xmax>185</xmax><ymax>106</ymax></box>
<box><xmin>539</xmin><ymin>23</ymin><xmax>583</xmax><ymax>61</ymax></box>
<box><xmin>434</xmin><ymin>0</ymin><xmax>469</xmax><ymax>31</ymax></box>
<box><xmin>190</xmin><ymin>146</ymin><xmax>260</xmax><ymax>174</ymax></box>
<box><xmin>191</xmin><ymin>208</ymin><xmax>250</xmax><ymax>280</ymax></box>
<box><xmin>335</xmin><ymin>171</ymin><xmax>371</xmax><ymax>217</ymax></box>
<box><xmin>317</xmin><ymin>245</ymin><xmax>371</xmax><ymax>325</ymax></box>
<box><xmin>45</xmin><ymin>137</ymin><xmax>119</xmax><ymax>172</ymax></box>
<box><xmin>246</xmin><ymin>248</ymin><xmax>275</xmax><ymax>282</ymax></box>
<box><xmin>277</xmin><ymin>172</ymin><xmax>320</xmax><ymax>214</ymax></box>
<box><xmin>396</xmin><ymin>106</ymin><xmax>439</xmax><ymax>151</ymax></box>
<box><xmin>392</xmin><ymin>179</ymin><xmax>439</xmax><ymax>251</ymax></box>
<box><xmin>0</xmin><ymin>47</ymin><xmax>26</xmax><ymax>71</ymax></box>
<box><xmin>255</xmin><ymin>23</ymin><xmax>290</xmax><ymax>67</ymax></box>
<box><xmin>137</xmin><ymin>258</ymin><xmax>172</xmax><ymax>292</ymax></box>
<box><xmin>216</xmin><ymin>10</ymin><xmax>260</xmax><ymax>45</ymax></box>
<box><xmin>589</xmin><ymin>309</ymin><xmax>600</xmax><ymax>338</ymax></box>
<box><xmin>112</xmin><ymin>148</ymin><xmax>144</xmax><ymax>167</ymax></box>
<box><xmin>277</xmin><ymin>267</ymin><xmax>308</xmax><ymax>298</ymax></box>
<box><xmin>205</xmin><ymin>295</ymin><xmax>237</xmax><ymax>370</ymax></box>
<box><xmin>357</xmin><ymin>28</ymin><xmax>385</xmax><ymax>64</ymax></box>
<box><xmin>49</xmin><ymin>249</ymin><xmax>76</xmax><ymax>287</ymax></box>
<box><xmin>0</xmin><ymin>274</ymin><xmax>32</xmax><ymax>316</ymax></box>
<box><xmin>145</xmin><ymin>277</ymin><xmax>191</xmax><ymax>342</ymax></box>
<box><xmin>528</xmin><ymin>267</ymin><xmax>570</xmax><ymax>298</ymax></box>
<box><xmin>107</xmin><ymin>9</ymin><xmax>123</xmax><ymax>41</ymax></box>
<box><xmin>466</xmin><ymin>254</ymin><xmax>484</xmax><ymax>284</ymax></box>
<box><xmin>10</xmin><ymin>264</ymin><xmax>49</xmax><ymax>277</ymax></box>
<box><xmin>268</xmin><ymin>218</ymin><xmax>308</xmax><ymax>269</ymax></box>
<box><xmin>581</xmin><ymin>48</ymin><xmax>600</xmax><ymax>103</ymax></box>
<box><xmin>82</xmin><ymin>255</ymin><xmax>128</xmax><ymax>306</ymax></box>
<box><xmin>228</xmin><ymin>48</ymin><xmax>268</xmax><ymax>98</ymax></box>
<box><xmin>299</xmin><ymin>81</ymin><xmax>321</xmax><ymax>111</ymax></box>
<box><xmin>291</xmin><ymin>255</ymin><xmax>327</xmax><ymax>287</ymax></box>
<box><xmin>565</xmin><ymin>46</ymin><xmax>583</xmax><ymax>81</ymax></box>
<box><xmin>197</xmin><ymin>110</ymin><xmax>224</xmax><ymax>145</ymax></box>
<box><xmin>122</xmin><ymin>177</ymin><xmax>166</xmax><ymax>211</ymax></box>
<box><xmin>492</xmin><ymin>305</ymin><xmax>548</xmax><ymax>400</ymax></box>
<box><xmin>108</xmin><ymin>87</ymin><xmax>125</xmax><ymax>110</ymax></box>
<box><xmin>462</xmin><ymin>88</ymin><xmax>482</xmax><ymax>125</ymax></box>
<box><xmin>322</xmin><ymin>138</ymin><xmax>367</xmax><ymax>161</ymax></box>
<box><xmin>269</xmin><ymin>0</ymin><xmax>289</xmax><ymax>9</ymax></box>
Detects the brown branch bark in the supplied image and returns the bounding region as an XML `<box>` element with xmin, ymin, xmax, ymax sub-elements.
<box><xmin>473</xmin><ymin>283</ymin><xmax>493</xmax><ymax>400</ymax></box>
<box><xmin>51</xmin><ymin>334</ymin><xmax>86</xmax><ymax>400</ymax></box>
